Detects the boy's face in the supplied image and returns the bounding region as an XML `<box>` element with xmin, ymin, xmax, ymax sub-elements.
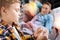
<box><xmin>1</xmin><ymin>3</ymin><xmax>20</xmax><ymax>23</ymax></box>
<box><xmin>41</xmin><ymin>4</ymin><xmax>51</xmax><ymax>15</ymax></box>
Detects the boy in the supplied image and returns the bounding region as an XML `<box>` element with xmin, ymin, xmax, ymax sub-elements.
<box><xmin>0</xmin><ymin>0</ymin><xmax>21</xmax><ymax>40</ymax></box>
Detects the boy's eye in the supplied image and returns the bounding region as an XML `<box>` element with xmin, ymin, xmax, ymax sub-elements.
<box><xmin>16</xmin><ymin>10</ymin><xmax>18</xmax><ymax>12</ymax></box>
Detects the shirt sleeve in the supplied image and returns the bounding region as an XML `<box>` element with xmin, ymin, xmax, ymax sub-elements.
<box><xmin>30</xmin><ymin>14</ymin><xmax>42</xmax><ymax>31</ymax></box>
<box><xmin>45</xmin><ymin>14</ymin><xmax>54</xmax><ymax>32</ymax></box>
<box><xmin>3</xmin><ymin>26</ymin><xmax>18</xmax><ymax>40</ymax></box>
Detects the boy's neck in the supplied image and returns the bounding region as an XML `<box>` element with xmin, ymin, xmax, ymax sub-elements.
<box><xmin>2</xmin><ymin>18</ymin><xmax>12</xmax><ymax>26</ymax></box>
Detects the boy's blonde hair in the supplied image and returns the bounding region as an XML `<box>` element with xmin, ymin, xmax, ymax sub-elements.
<box><xmin>0</xmin><ymin>0</ymin><xmax>20</xmax><ymax>17</ymax></box>
<box><xmin>0</xmin><ymin>0</ymin><xmax>20</xmax><ymax>8</ymax></box>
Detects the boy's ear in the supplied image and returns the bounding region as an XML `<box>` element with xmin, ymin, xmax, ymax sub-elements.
<box><xmin>1</xmin><ymin>7</ymin><xmax>7</xmax><ymax>14</ymax></box>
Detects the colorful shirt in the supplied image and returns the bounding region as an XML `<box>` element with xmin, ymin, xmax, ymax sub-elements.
<box><xmin>0</xmin><ymin>20</ymin><xmax>31</xmax><ymax>40</ymax></box>
<box><xmin>0</xmin><ymin>20</ymin><xmax>18</xmax><ymax>40</ymax></box>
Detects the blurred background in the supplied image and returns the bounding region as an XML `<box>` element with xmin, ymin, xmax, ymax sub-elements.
<box><xmin>20</xmin><ymin>0</ymin><xmax>60</xmax><ymax>9</ymax></box>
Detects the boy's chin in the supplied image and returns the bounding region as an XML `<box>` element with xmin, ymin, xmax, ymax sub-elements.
<box><xmin>12</xmin><ymin>20</ymin><xmax>19</xmax><ymax>24</ymax></box>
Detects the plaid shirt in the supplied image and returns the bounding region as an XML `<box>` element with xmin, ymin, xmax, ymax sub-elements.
<box><xmin>0</xmin><ymin>20</ymin><xmax>32</xmax><ymax>40</ymax></box>
<box><xmin>0</xmin><ymin>20</ymin><xmax>18</xmax><ymax>40</ymax></box>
